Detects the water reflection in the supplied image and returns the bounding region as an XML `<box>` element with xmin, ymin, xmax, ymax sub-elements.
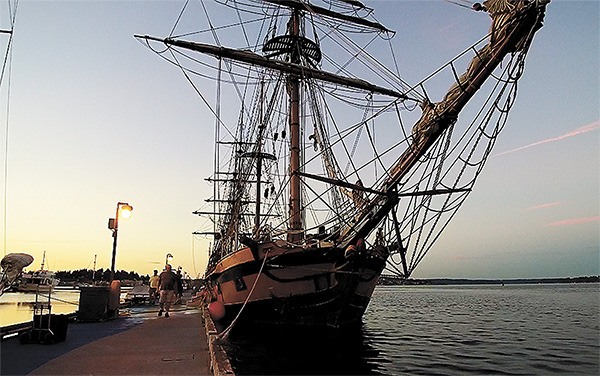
<box><xmin>223</xmin><ymin>324</ymin><xmax>383</xmax><ymax>375</ymax></box>
<box><xmin>218</xmin><ymin>285</ymin><xmax>600</xmax><ymax>375</ymax></box>
<box><xmin>0</xmin><ymin>289</ymin><xmax>80</xmax><ymax>327</ymax></box>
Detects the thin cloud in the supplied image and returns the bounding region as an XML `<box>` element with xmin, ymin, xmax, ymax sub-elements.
<box><xmin>547</xmin><ymin>216</ymin><xmax>600</xmax><ymax>227</ymax></box>
<box><xmin>495</xmin><ymin>120</ymin><xmax>600</xmax><ymax>157</ymax></box>
<box><xmin>526</xmin><ymin>202</ymin><xmax>564</xmax><ymax>211</ymax></box>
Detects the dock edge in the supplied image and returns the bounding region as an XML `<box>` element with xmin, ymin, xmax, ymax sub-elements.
<box><xmin>202</xmin><ymin>308</ymin><xmax>235</xmax><ymax>376</ymax></box>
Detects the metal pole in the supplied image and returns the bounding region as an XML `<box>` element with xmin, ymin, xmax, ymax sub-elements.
<box><xmin>109</xmin><ymin>204</ymin><xmax>120</xmax><ymax>282</ymax></box>
<box><xmin>92</xmin><ymin>254</ymin><xmax>97</xmax><ymax>282</ymax></box>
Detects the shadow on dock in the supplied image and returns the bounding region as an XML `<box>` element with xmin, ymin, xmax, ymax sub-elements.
<box><xmin>1</xmin><ymin>304</ymin><xmax>234</xmax><ymax>376</ymax></box>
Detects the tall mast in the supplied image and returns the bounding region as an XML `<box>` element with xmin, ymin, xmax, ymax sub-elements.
<box><xmin>256</xmin><ymin>80</ymin><xmax>265</xmax><ymax>236</ymax></box>
<box><xmin>288</xmin><ymin>9</ymin><xmax>303</xmax><ymax>243</ymax></box>
<box><xmin>245</xmin><ymin>81</ymin><xmax>277</xmax><ymax>237</ymax></box>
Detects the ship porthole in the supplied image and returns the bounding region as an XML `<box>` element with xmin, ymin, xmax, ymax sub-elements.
<box><xmin>234</xmin><ymin>277</ymin><xmax>247</xmax><ymax>291</ymax></box>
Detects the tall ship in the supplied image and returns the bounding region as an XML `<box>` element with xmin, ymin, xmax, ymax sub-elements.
<box><xmin>136</xmin><ymin>0</ymin><xmax>549</xmax><ymax>330</ymax></box>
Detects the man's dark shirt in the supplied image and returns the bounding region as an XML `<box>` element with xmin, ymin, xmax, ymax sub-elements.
<box><xmin>158</xmin><ymin>270</ymin><xmax>177</xmax><ymax>291</ymax></box>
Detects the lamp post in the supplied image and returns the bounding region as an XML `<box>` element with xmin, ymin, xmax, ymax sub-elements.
<box><xmin>165</xmin><ymin>253</ymin><xmax>173</xmax><ymax>267</ymax></box>
<box><xmin>108</xmin><ymin>202</ymin><xmax>133</xmax><ymax>282</ymax></box>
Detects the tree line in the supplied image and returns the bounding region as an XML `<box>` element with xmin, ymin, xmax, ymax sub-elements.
<box><xmin>55</xmin><ymin>269</ymin><xmax>149</xmax><ymax>284</ymax></box>
<box><xmin>378</xmin><ymin>275</ymin><xmax>600</xmax><ymax>285</ymax></box>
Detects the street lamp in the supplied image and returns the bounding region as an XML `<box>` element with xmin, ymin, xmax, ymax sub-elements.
<box><xmin>108</xmin><ymin>202</ymin><xmax>133</xmax><ymax>282</ymax></box>
<box><xmin>165</xmin><ymin>253</ymin><xmax>173</xmax><ymax>266</ymax></box>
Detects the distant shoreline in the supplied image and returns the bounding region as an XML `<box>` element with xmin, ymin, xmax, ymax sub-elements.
<box><xmin>377</xmin><ymin>275</ymin><xmax>600</xmax><ymax>286</ymax></box>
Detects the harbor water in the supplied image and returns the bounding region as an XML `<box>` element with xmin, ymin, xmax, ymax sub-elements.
<box><xmin>1</xmin><ymin>284</ymin><xmax>598</xmax><ymax>375</ymax></box>
<box><xmin>0</xmin><ymin>287</ymin><xmax>133</xmax><ymax>328</ymax></box>
<box><xmin>0</xmin><ymin>288</ymin><xmax>80</xmax><ymax>327</ymax></box>
<box><xmin>222</xmin><ymin>283</ymin><xmax>600</xmax><ymax>375</ymax></box>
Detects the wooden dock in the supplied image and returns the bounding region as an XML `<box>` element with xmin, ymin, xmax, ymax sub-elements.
<box><xmin>0</xmin><ymin>305</ymin><xmax>234</xmax><ymax>375</ymax></box>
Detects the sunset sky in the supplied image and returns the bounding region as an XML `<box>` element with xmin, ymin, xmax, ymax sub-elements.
<box><xmin>1</xmin><ymin>0</ymin><xmax>598</xmax><ymax>279</ymax></box>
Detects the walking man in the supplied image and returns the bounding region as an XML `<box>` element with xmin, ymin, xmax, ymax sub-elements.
<box><xmin>148</xmin><ymin>269</ymin><xmax>159</xmax><ymax>305</ymax></box>
<box><xmin>175</xmin><ymin>269</ymin><xmax>183</xmax><ymax>304</ymax></box>
<box><xmin>158</xmin><ymin>264</ymin><xmax>177</xmax><ymax>318</ymax></box>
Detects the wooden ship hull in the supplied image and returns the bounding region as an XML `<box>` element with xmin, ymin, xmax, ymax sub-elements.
<box><xmin>206</xmin><ymin>240</ymin><xmax>387</xmax><ymax>328</ymax></box>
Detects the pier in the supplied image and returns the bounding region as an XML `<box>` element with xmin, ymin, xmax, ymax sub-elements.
<box><xmin>0</xmin><ymin>304</ymin><xmax>233</xmax><ymax>375</ymax></box>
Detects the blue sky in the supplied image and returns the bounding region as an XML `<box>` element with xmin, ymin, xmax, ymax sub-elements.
<box><xmin>1</xmin><ymin>0</ymin><xmax>598</xmax><ymax>279</ymax></box>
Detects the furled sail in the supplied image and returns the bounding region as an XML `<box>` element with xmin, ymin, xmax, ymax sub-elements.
<box><xmin>261</xmin><ymin>0</ymin><xmax>390</xmax><ymax>32</ymax></box>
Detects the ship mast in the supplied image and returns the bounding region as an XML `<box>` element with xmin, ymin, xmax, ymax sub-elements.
<box><xmin>134</xmin><ymin>1</ymin><xmax>414</xmax><ymax>246</ymax></box>
<box><xmin>287</xmin><ymin>9</ymin><xmax>303</xmax><ymax>242</ymax></box>
<box><xmin>135</xmin><ymin>0</ymin><xmax>548</xmax><ymax>253</ymax></box>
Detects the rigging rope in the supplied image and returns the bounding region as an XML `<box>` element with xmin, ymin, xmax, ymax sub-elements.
<box><xmin>385</xmin><ymin>43</ymin><xmax>528</xmax><ymax>277</ymax></box>
<box><xmin>33</xmin><ymin>292</ymin><xmax>79</xmax><ymax>306</ymax></box>
<box><xmin>443</xmin><ymin>0</ymin><xmax>477</xmax><ymax>10</ymax></box>
<box><xmin>136</xmin><ymin>0</ymin><xmax>540</xmax><ymax>280</ymax></box>
<box><xmin>2</xmin><ymin>46</ymin><xmax>10</xmax><ymax>257</ymax></box>
<box><xmin>2</xmin><ymin>0</ymin><xmax>18</xmax><ymax>257</ymax></box>
<box><xmin>170</xmin><ymin>0</ymin><xmax>190</xmax><ymax>38</ymax></box>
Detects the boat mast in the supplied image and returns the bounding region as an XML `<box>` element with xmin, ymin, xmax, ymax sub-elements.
<box><xmin>133</xmin><ymin>0</ymin><xmax>402</xmax><ymax>245</ymax></box>
<box><xmin>288</xmin><ymin>9</ymin><xmax>303</xmax><ymax>243</ymax></box>
<box><xmin>40</xmin><ymin>251</ymin><xmax>46</xmax><ymax>271</ymax></box>
<box><xmin>92</xmin><ymin>254</ymin><xmax>97</xmax><ymax>282</ymax></box>
<box><xmin>256</xmin><ymin>81</ymin><xmax>266</xmax><ymax>236</ymax></box>
<box><xmin>244</xmin><ymin>81</ymin><xmax>277</xmax><ymax>237</ymax></box>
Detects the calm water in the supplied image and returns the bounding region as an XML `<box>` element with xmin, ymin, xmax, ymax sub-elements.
<box><xmin>0</xmin><ymin>288</ymin><xmax>80</xmax><ymax>327</ymax></box>
<box><xmin>222</xmin><ymin>284</ymin><xmax>600</xmax><ymax>375</ymax></box>
<box><xmin>1</xmin><ymin>284</ymin><xmax>598</xmax><ymax>375</ymax></box>
<box><xmin>0</xmin><ymin>287</ymin><xmax>134</xmax><ymax>327</ymax></box>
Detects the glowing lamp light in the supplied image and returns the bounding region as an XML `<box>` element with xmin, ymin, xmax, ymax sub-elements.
<box><xmin>119</xmin><ymin>204</ymin><xmax>133</xmax><ymax>219</ymax></box>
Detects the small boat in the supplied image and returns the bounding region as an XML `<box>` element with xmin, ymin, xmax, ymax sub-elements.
<box><xmin>16</xmin><ymin>270</ymin><xmax>59</xmax><ymax>293</ymax></box>
<box><xmin>136</xmin><ymin>0</ymin><xmax>550</xmax><ymax>331</ymax></box>
<box><xmin>16</xmin><ymin>252</ymin><xmax>59</xmax><ymax>293</ymax></box>
<box><xmin>124</xmin><ymin>285</ymin><xmax>152</xmax><ymax>305</ymax></box>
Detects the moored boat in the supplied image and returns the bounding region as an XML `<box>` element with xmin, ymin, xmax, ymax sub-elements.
<box><xmin>15</xmin><ymin>252</ymin><xmax>59</xmax><ymax>293</ymax></box>
<box><xmin>136</xmin><ymin>0</ymin><xmax>549</xmax><ymax>332</ymax></box>
<box><xmin>16</xmin><ymin>270</ymin><xmax>59</xmax><ymax>293</ymax></box>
